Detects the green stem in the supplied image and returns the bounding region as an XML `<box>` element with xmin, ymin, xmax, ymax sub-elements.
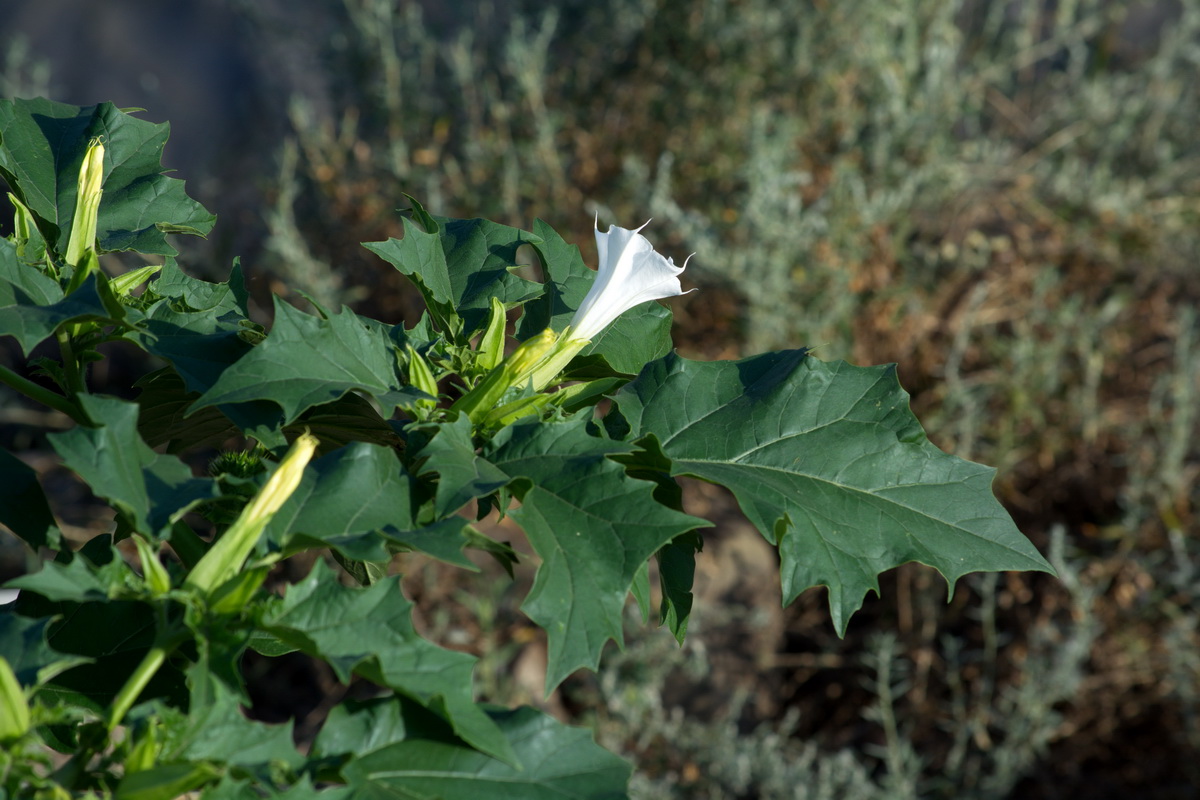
<box><xmin>106</xmin><ymin>642</ymin><xmax>172</xmax><ymax>733</ymax></box>
<box><xmin>56</xmin><ymin>328</ymin><xmax>86</xmax><ymax>398</ymax></box>
<box><xmin>0</xmin><ymin>362</ymin><xmax>88</xmax><ymax>424</ymax></box>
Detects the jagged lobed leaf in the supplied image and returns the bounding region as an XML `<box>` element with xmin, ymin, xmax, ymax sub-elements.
<box><xmin>0</xmin><ymin>98</ymin><xmax>214</xmax><ymax>257</ymax></box>
<box><xmin>365</xmin><ymin>211</ymin><xmax>542</xmax><ymax>341</ymax></box>
<box><xmin>189</xmin><ymin>298</ymin><xmax>423</xmax><ymax>427</ymax></box>
<box><xmin>615</xmin><ymin>351</ymin><xmax>1055</xmax><ymax>633</ymax></box>
<box><xmin>483</xmin><ymin>418</ymin><xmax>709</xmax><ymax>689</ymax></box>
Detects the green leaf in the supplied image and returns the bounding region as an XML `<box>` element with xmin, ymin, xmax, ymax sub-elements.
<box><xmin>199</xmin><ymin>776</ymin><xmax>352</xmax><ymax>800</ymax></box>
<box><xmin>614</xmin><ymin>351</ymin><xmax>1056</xmax><ymax>634</ymax></box>
<box><xmin>262</xmin><ymin>560</ymin><xmax>514</xmax><ymax>765</ymax></box>
<box><xmin>146</xmin><ymin>258</ymin><xmax>248</xmax><ymax>316</ymax></box>
<box><xmin>416</xmin><ymin>415</ymin><xmax>510</xmax><ymax>517</ymax></box>
<box><xmin>311</xmin><ymin>695</ymin><xmax>425</xmax><ymax>760</ymax></box>
<box><xmin>342</xmin><ymin>706</ymin><xmax>631</xmax><ymax>800</ymax></box>
<box><xmin>0</xmin><ymin>98</ymin><xmax>215</xmax><ymax>258</ymax></box>
<box><xmin>657</xmin><ymin>531</ymin><xmax>702</xmax><ymax>643</ymax></box>
<box><xmin>160</xmin><ymin>668</ymin><xmax>304</xmax><ymax>770</ymax></box>
<box><xmin>49</xmin><ymin>394</ymin><xmax>216</xmax><ymax>535</ymax></box>
<box><xmin>261</xmin><ymin>440</ymin><xmax>484</xmax><ymax>570</ymax></box>
<box><xmin>4</xmin><ymin>556</ymin><xmax>111</xmax><ymax>603</ymax></box>
<box><xmin>0</xmin><ymin>236</ymin><xmax>59</xmax><ymax>306</ymax></box>
<box><xmin>0</xmin><ymin>271</ymin><xmax>124</xmax><ymax>355</ymax></box>
<box><xmin>364</xmin><ymin>217</ymin><xmax>458</xmax><ymax>336</ymax></box>
<box><xmin>189</xmin><ymin>298</ymin><xmax>421</xmax><ymax>426</ymax></box>
<box><xmin>366</xmin><ymin>214</ymin><xmax>542</xmax><ymax>341</ymax></box>
<box><xmin>0</xmin><ymin>446</ymin><xmax>60</xmax><ymax>550</ymax></box>
<box><xmin>0</xmin><ymin>612</ymin><xmax>89</xmax><ymax>686</ymax></box>
<box><xmin>486</xmin><ymin>418</ymin><xmax>709</xmax><ymax>689</ymax></box>
<box><xmin>117</xmin><ymin>763</ymin><xmax>221</xmax><ymax>800</ymax></box>
<box><xmin>517</xmin><ymin>219</ymin><xmax>673</xmax><ymax>374</ymax></box>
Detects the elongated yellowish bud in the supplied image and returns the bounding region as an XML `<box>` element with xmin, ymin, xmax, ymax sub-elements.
<box><xmin>406</xmin><ymin>345</ymin><xmax>439</xmax><ymax>409</ymax></box>
<box><xmin>451</xmin><ymin>328</ymin><xmax>559</xmax><ymax>422</ymax></box>
<box><xmin>132</xmin><ymin>534</ymin><xmax>171</xmax><ymax>596</ymax></box>
<box><xmin>184</xmin><ymin>432</ymin><xmax>318</xmax><ymax>596</ymax></box>
<box><xmin>0</xmin><ymin>656</ymin><xmax>30</xmax><ymax>742</ymax></box>
<box><xmin>65</xmin><ymin>138</ymin><xmax>105</xmax><ymax>276</ymax></box>
<box><xmin>476</xmin><ymin>297</ymin><xmax>508</xmax><ymax>371</ymax></box>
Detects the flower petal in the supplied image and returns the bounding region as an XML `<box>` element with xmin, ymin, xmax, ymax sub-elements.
<box><xmin>569</xmin><ymin>221</ymin><xmax>691</xmax><ymax>341</ymax></box>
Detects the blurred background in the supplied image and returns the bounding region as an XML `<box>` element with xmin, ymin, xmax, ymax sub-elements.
<box><xmin>2</xmin><ymin>0</ymin><xmax>1199</xmax><ymax>797</ymax></box>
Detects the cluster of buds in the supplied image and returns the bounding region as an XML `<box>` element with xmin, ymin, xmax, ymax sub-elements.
<box><xmin>453</xmin><ymin>220</ymin><xmax>691</xmax><ymax>426</ymax></box>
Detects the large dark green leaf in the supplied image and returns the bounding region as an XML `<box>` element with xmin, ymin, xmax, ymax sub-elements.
<box><xmin>0</xmin><ymin>612</ymin><xmax>88</xmax><ymax>686</ymax></box>
<box><xmin>342</xmin><ymin>706</ymin><xmax>631</xmax><ymax>800</ymax></box>
<box><xmin>486</xmin><ymin>418</ymin><xmax>709</xmax><ymax>689</ymax></box>
<box><xmin>0</xmin><ymin>271</ymin><xmax>125</xmax><ymax>355</ymax></box>
<box><xmin>517</xmin><ymin>219</ymin><xmax>673</xmax><ymax>375</ymax></box>
<box><xmin>0</xmin><ymin>446</ymin><xmax>59</xmax><ymax>550</ymax></box>
<box><xmin>48</xmin><ymin>394</ymin><xmax>216</xmax><ymax>536</ymax></box>
<box><xmin>262</xmin><ymin>560</ymin><xmax>514</xmax><ymax>765</ymax></box>
<box><xmin>0</xmin><ymin>98</ymin><xmax>214</xmax><ymax>257</ymax></box>
<box><xmin>615</xmin><ymin>351</ymin><xmax>1055</xmax><ymax>633</ymax></box>
<box><xmin>189</xmin><ymin>299</ymin><xmax>421</xmax><ymax>426</ymax></box>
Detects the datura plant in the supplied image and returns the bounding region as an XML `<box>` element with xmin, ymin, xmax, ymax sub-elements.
<box><xmin>0</xmin><ymin>99</ymin><xmax>1054</xmax><ymax>799</ymax></box>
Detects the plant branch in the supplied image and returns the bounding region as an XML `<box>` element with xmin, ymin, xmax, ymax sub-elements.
<box><xmin>56</xmin><ymin>329</ymin><xmax>86</xmax><ymax>398</ymax></box>
<box><xmin>0</xmin><ymin>362</ymin><xmax>87</xmax><ymax>424</ymax></box>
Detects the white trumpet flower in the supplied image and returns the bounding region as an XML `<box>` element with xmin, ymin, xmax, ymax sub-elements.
<box><xmin>567</xmin><ymin>219</ymin><xmax>692</xmax><ymax>343</ymax></box>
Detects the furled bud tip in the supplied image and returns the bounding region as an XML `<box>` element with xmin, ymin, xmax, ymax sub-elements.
<box><xmin>65</xmin><ymin>138</ymin><xmax>106</xmax><ymax>275</ymax></box>
<box><xmin>184</xmin><ymin>432</ymin><xmax>318</xmax><ymax>596</ymax></box>
<box><xmin>567</xmin><ymin>219</ymin><xmax>693</xmax><ymax>343</ymax></box>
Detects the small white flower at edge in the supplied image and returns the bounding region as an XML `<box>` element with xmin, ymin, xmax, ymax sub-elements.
<box><xmin>567</xmin><ymin>219</ymin><xmax>693</xmax><ymax>343</ymax></box>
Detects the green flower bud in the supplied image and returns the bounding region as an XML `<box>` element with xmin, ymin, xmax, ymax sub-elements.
<box><xmin>132</xmin><ymin>534</ymin><xmax>171</xmax><ymax>596</ymax></box>
<box><xmin>0</xmin><ymin>656</ymin><xmax>30</xmax><ymax>742</ymax></box>
<box><xmin>184</xmin><ymin>432</ymin><xmax>318</xmax><ymax>597</ymax></box>
<box><xmin>65</xmin><ymin>138</ymin><xmax>105</xmax><ymax>283</ymax></box>
<box><xmin>406</xmin><ymin>345</ymin><xmax>440</xmax><ymax>409</ymax></box>
<box><xmin>476</xmin><ymin>297</ymin><xmax>508</xmax><ymax>371</ymax></box>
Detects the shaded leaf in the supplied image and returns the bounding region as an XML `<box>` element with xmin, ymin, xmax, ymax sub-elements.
<box><xmin>0</xmin><ymin>271</ymin><xmax>125</xmax><ymax>355</ymax></box>
<box><xmin>161</xmin><ymin>668</ymin><xmax>304</xmax><ymax>770</ymax></box>
<box><xmin>48</xmin><ymin>395</ymin><xmax>216</xmax><ymax>536</ymax></box>
<box><xmin>0</xmin><ymin>612</ymin><xmax>89</xmax><ymax>686</ymax></box>
<box><xmin>0</xmin><ymin>446</ymin><xmax>60</xmax><ymax>550</ymax></box>
<box><xmin>262</xmin><ymin>560</ymin><xmax>514</xmax><ymax>765</ymax></box>
<box><xmin>343</xmin><ymin>706</ymin><xmax>631</xmax><ymax>800</ymax></box>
